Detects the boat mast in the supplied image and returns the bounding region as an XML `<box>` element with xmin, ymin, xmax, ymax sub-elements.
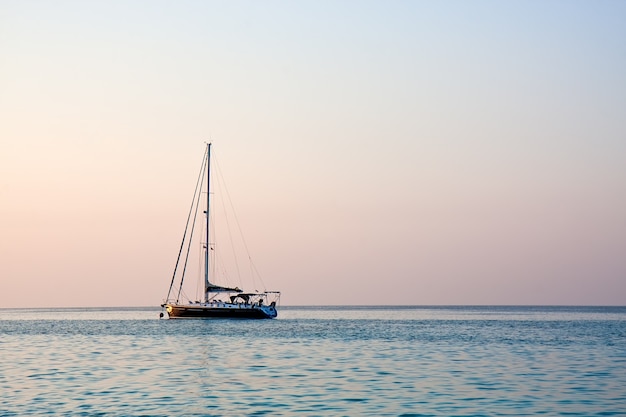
<box><xmin>205</xmin><ymin>142</ymin><xmax>211</xmax><ymax>303</ymax></box>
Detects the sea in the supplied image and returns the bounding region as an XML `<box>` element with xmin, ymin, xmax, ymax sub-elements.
<box><xmin>1</xmin><ymin>306</ymin><xmax>625</xmax><ymax>416</ymax></box>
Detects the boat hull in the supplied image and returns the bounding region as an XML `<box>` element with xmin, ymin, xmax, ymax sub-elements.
<box><xmin>166</xmin><ymin>303</ymin><xmax>277</xmax><ymax>319</ymax></box>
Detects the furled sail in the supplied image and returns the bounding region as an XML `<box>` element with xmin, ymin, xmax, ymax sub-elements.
<box><xmin>206</xmin><ymin>283</ymin><xmax>242</xmax><ymax>293</ymax></box>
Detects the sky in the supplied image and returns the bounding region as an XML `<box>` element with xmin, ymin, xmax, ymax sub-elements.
<box><xmin>1</xmin><ymin>0</ymin><xmax>625</xmax><ymax>307</ymax></box>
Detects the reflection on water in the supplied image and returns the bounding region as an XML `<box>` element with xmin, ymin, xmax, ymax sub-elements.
<box><xmin>1</xmin><ymin>306</ymin><xmax>625</xmax><ymax>416</ymax></box>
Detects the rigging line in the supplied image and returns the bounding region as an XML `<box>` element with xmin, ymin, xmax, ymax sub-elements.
<box><xmin>178</xmin><ymin>287</ymin><xmax>192</xmax><ymax>304</ymax></box>
<box><xmin>214</xmin><ymin>152</ymin><xmax>268</xmax><ymax>291</ymax></box>
<box><xmin>196</xmin><ymin>226</ymin><xmax>204</xmax><ymax>301</ymax></box>
<box><xmin>207</xmin><ymin>167</ymin><xmax>231</xmax><ymax>289</ymax></box>
<box><xmin>176</xmin><ymin>153</ymin><xmax>208</xmax><ymax>303</ymax></box>
<box><xmin>213</xmin><ymin>154</ymin><xmax>243</xmax><ymax>288</ymax></box>
<box><xmin>166</xmin><ymin>146</ymin><xmax>208</xmax><ymax>302</ymax></box>
<box><xmin>207</xmin><ymin>201</ymin><xmax>236</xmax><ymax>290</ymax></box>
<box><xmin>248</xmin><ymin>258</ymin><xmax>267</xmax><ymax>291</ymax></box>
<box><xmin>209</xmin><ymin>205</ymin><xmax>216</xmax><ymax>285</ymax></box>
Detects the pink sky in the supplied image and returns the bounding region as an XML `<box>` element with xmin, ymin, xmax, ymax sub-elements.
<box><xmin>1</xmin><ymin>1</ymin><xmax>625</xmax><ymax>307</ymax></box>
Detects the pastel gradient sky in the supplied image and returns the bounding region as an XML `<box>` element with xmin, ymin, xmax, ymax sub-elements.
<box><xmin>1</xmin><ymin>1</ymin><xmax>625</xmax><ymax>307</ymax></box>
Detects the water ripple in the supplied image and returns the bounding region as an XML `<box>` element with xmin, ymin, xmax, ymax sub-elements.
<box><xmin>1</xmin><ymin>307</ymin><xmax>625</xmax><ymax>415</ymax></box>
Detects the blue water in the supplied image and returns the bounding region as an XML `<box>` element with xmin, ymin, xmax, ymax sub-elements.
<box><xmin>1</xmin><ymin>306</ymin><xmax>625</xmax><ymax>416</ymax></box>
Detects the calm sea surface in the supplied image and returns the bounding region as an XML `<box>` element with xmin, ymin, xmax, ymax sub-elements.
<box><xmin>1</xmin><ymin>306</ymin><xmax>625</xmax><ymax>416</ymax></box>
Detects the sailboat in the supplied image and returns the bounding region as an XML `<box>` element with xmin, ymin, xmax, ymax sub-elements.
<box><xmin>161</xmin><ymin>143</ymin><xmax>280</xmax><ymax>319</ymax></box>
